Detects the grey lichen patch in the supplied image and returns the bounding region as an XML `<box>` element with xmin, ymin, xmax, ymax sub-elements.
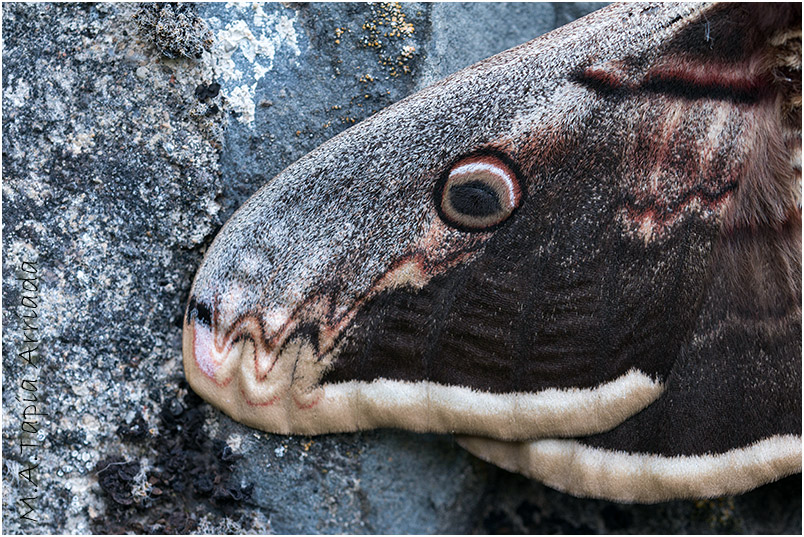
<box><xmin>3</xmin><ymin>2</ymin><xmax>226</xmax><ymax>533</ymax></box>
<box><xmin>134</xmin><ymin>4</ymin><xmax>213</xmax><ymax>60</ymax></box>
<box><xmin>198</xmin><ymin>3</ymin><xmax>303</xmax><ymax>127</ymax></box>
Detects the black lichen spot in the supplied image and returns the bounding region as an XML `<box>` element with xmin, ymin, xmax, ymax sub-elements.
<box><xmin>195</xmin><ymin>82</ymin><xmax>221</xmax><ymax>101</ymax></box>
<box><xmin>96</xmin><ymin>459</ymin><xmax>141</xmax><ymax>506</ymax></box>
<box><xmin>92</xmin><ymin>382</ymin><xmax>255</xmax><ymax>534</ymax></box>
<box><xmin>194</xmin><ymin>474</ymin><xmax>215</xmax><ymax>496</ymax></box>
<box><xmin>219</xmin><ymin>443</ymin><xmax>240</xmax><ymax>463</ymax></box>
<box><xmin>116</xmin><ymin>412</ymin><xmax>148</xmax><ymax>440</ymax></box>
<box><xmin>165</xmin><ymin>396</ymin><xmax>185</xmax><ymax>418</ymax></box>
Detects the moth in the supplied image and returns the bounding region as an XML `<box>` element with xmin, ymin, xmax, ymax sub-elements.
<box><xmin>183</xmin><ymin>3</ymin><xmax>802</xmax><ymax>502</ymax></box>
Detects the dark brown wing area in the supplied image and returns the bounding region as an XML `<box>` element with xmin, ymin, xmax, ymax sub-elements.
<box><xmin>459</xmin><ymin>214</ymin><xmax>801</xmax><ymax>501</ymax></box>
<box><xmin>584</xmin><ymin>213</ymin><xmax>802</xmax><ymax>457</ymax></box>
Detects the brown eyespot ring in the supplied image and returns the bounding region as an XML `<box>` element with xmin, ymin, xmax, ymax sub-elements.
<box><xmin>434</xmin><ymin>151</ymin><xmax>523</xmax><ymax>231</ymax></box>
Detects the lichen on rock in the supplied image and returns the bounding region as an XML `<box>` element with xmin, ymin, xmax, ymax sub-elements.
<box><xmin>134</xmin><ymin>4</ymin><xmax>213</xmax><ymax>60</ymax></box>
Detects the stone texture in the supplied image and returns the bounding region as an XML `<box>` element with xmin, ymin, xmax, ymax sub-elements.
<box><xmin>2</xmin><ymin>2</ymin><xmax>800</xmax><ymax>534</ymax></box>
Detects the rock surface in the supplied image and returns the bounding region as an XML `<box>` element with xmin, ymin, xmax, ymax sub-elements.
<box><xmin>2</xmin><ymin>2</ymin><xmax>800</xmax><ymax>534</ymax></box>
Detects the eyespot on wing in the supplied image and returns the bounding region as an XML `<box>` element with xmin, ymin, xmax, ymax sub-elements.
<box><xmin>435</xmin><ymin>152</ymin><xmax>524</xmax><ymax>231</ymax></box>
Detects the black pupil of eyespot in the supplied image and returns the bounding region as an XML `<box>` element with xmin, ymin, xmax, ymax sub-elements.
<box><xmin>448</xmin><ymin>180</ymin><xmax>502</xmax><ymax>217</ymax></box>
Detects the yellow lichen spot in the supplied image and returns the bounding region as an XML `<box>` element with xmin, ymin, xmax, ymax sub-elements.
<box><xmin>360</xmin><ymin>1</ymin><xmax>417</xmax><ymax>77</ymax></box>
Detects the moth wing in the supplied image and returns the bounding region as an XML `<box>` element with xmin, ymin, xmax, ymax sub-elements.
<box><xmin>459</xmin><ymin>220</ymin><xmax>802</xmax><ymax>502</ymax></box>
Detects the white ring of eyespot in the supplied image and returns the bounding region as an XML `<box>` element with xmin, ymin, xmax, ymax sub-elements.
<box><xmin>448</xmin><ymin>161</ymin><xmax>520</xmax><ymax>209</ymax></box>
